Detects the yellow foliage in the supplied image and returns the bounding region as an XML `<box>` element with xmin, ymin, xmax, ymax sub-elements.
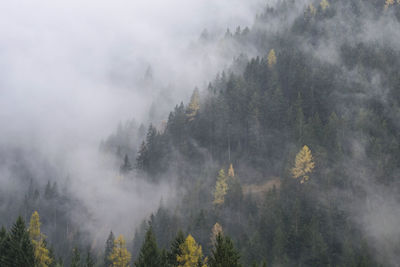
<box><xmin>320</xmin><ymin>0</ymin><xmax>330</xmax><ymax>10</ymax></box>
<box><xmin>309</xmin><ymin>4</ymin><xmax>317</xmax><ymax>16</ymax></box>
<box><xmin>267</xmin><ymin>49</ymin><xmax>277</xmax><ymax>68</ymax></box>
<box><xmin>228</xmin><ymin>164</ymin><xmax>235</xmax><ymax>177</ymax></box>
<box><xmin>213</xmin><ymin>169</ymin><xmax>228</xmax><ymax>206</ymax></box>
<box><xmin>385</xmin><ymin>0</ymin><xmax>395</xmax><ymax>8</ymax></box>
<box><xmin>29</xmin><ymin>211</ymin><xmax>52</xmax><ymax>267</ymax></box>
<box><xmin>187</xmin><ymin>88</ymin><xmax>200</xmax><ymax>121</ymax></box>
<box><xmin>109</xmin><ymin>235</ymin><xmax>131</xmax><ymax>267</ymax></box>
<box><xmin>210</xmin><ymin>223</ymin><xmax>223</xmax><ymax>247</ymax></box>
<box><xmin>291</xmin><ymin>145</ymin><xmax>315</xmax><ymax>184</ymax></box>
<box><xmin>177</xmin><ymin>234</ymin><xmax>207</xmax><ymax>267</ymax></box>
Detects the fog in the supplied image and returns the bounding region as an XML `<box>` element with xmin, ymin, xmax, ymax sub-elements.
<box><xmin>0</xmin><ymin>0</ymin><xmax>265</xmax><ymax>239</ymax></box>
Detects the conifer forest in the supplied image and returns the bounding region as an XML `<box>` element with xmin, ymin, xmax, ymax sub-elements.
<box><xmin>1</xmin><ymin>0</ymin><xmax>400</xmax><ymax>266</ymax></box>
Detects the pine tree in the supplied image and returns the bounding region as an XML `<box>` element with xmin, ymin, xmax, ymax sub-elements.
<box><xmin>209</xmin><ymin>233</ymin><xmax>242</xmax><ymax>267</ymax></box>
<box><xmin>70</xmin><ymin>247</ymin><xmax>81</xmax><ymax>267</ymax></box>
<box><xmin>82</xmin><ymin>249</ymin><xmax>94</xmax><ymax>267</ymax></box>
<box><xmin>136</xmin><ymin>142</ymin><xmax>148</xmax><ymax>170</ymax></box>
<box><xmin>134</xmin><ymin>227</ymin><xmax>160</xmax><ymax>267</ymax></box>
<box><xmin>168</xmin><ymin>230</ymin><xmax>185</xmax><ymax>267</ymax></box>
<box><xmin>177</xmin><ymin>234</ymin><xmax>207</xmax><ymax>267</ymax></box>
<box><xmin>1</xmin><ymin>216</ymin><xmax>35</xmax><ymax>267</ymax></box>
<box><xmin>29</xmin><ymin>211</ymin><xmax>52</xmax><ymax>267</ymax></box>
<box><xmin>0</xmin><ymin>226</ymin><xmax>7</xmax><ymax>264</ymax></box>
<box><xmin>291</xmin><ymin>145</ymin><xmax>315</xmax><ymax>184</ymax></box>
<box><xmin>104</xmin><ymin>231</ymin><xmax>115</xmax><ymax>267</ymax></box>
<box><xmin>120</xmin><ymin>154</ymin><xmax>133</xmax><ymax>174</ymax></box>
<box><xmin>267</xmin><ymin>49</ymin><xmax>277</xmax><ymax>68</ymax></box>
<box><xmin>109</xmin><ymin>235</ymin><xmax>131</xmax><ymax>267</ymax></box>
<box><xmin>187</xmin><ymin>88</ymin><xmax>200</xmax><ymax>121</ymax></box>
<box><xmin>213</xmin><ymin>169</ymin><xmax>228</xmax><ymax>206</ymax></box>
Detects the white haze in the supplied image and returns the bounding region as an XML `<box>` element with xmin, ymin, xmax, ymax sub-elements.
<box><xmin>0</xmin><ymin>0</ymin><xmax>265</xmax><ymax>238</ymax></box>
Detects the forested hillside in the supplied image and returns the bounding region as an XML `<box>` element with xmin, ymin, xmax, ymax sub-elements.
<box><xmin>2</xmin><ymin>0</ymin><xmax>400</xmax><ymax>266</ymax></box>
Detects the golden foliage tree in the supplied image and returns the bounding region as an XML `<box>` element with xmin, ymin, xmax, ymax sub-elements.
<box><xmin>385</xmin><ymin>0</ymin><xmax>394</xmax><ymax>9</ymax></box>
<box><xmin>291</xmin><ymin>145</ymin><xmax>315</xmax><ymax>184</ymax></box>
<box><xmin>210</xmin><ymin>223</ymin><xmax>223</xmax><ymax>247</ymax></box>
<box><xmin>177</xmin><ymin>234</ymin><xmax>207</xmax><ymax>267</ymax></box>
<box><xmin>320</xmin><ymin>0</ymin><xmax>329</xmax><ymax>10</ymax></box>
<box><xmin>29</xmin><ymin>211</ymin><xmax>52</xmax><ymax>267</ymax></box>
<box><xmin>109</xmin><ymin>235</ymin><xmax>131</xmax><ymax>267</ymax></box>
<box><xmin>213</xmin><ymin>169</ymin><xmax>228</xmax><ymax>206</ymax></box>
<box><xmin>186</xmin><ymin>88</ymin><xmax>200</xmax><ymax>121</ymax></box>
<box><xmin>267</xmin><ymin>49</ymin><xmax>277</xmax><ymax>68</ymax></box>
<box><xmin>308</xmin><ymin>4</ymin><xmax>317</xmax><ymax>16</ymax></box>
<box><xmin>228</xmin><ymin>164</ymin><xmax>235</xmax><ymax>178</ymax></box>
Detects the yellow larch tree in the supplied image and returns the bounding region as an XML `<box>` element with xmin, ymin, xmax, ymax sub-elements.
<box><xmin>308</xmin><ymin>4</ymin><xmax>317</xmax><ymax>16</ymax></box>
<box><xmin>291</xmin><ymin>145</ymin><xmax>315</xmax><ymax>184</ymax></box>
<box><xmin>28</xmin><ymin>211</ymin><xmax>52</xmax><ymax>267</ymax></box>
<box><xmin>109</xmin><ymin>235</ymin><xmax>131</xmax><ymax>267</ymax></box>
<box><xmin>186</xmin><ymin>88</ymin><xmax>200</xmax><ymax>121</ymax></box>
<box><xmin>385</xmin><ymin>0</ymin><xmax>395</xmax><ymax>8</ymax></box>
<box><xmin>228</xmin><ymin>164</ymin><xmax>235</xmax><ymax>178</ymax></box>
<box><xmin>210</xmin><ymin>223</ymin><xmax>223</xmax><ymax>247</ymax></box>
<box><xmin>267</xmin><ymin>49</ymin><xmax>277</xmax><ymax>68</ymax></box>
<box><xmin>320</xmin><ymin>0</ymin><xmax>329</xmax><ymax>11</ymax></box>
<box><xmin>213</xmin><ymin>169</ymin><xmax>228</xmax><ymax>206</ymax></box>
<box><xmin>177</xmin><ymin>234</ymin><xmax>207</xmax><ymax>267</ymax></box>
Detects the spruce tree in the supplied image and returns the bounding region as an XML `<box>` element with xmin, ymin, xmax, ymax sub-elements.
<box><xmin>135</xmin><ymin>227</ymin><xmax>160</xmax><ymax>267</ymax></box>
<box><xmin>70</xmin><ymin>247</ymin><xmax>81</xmax><ymax>267</ymax></box>
<box><xmin>85</xmin><ymin>249</ymin><xmax>95</xmax><ymax>267</ymax></box>
<box><xmin>104</xmin><ymin>231</ymin><xmax>115</xmax><ymax>267</ymax></box>
<box><xmin>1</xmin><ymin>216</ymin><xmax>35</xmax><ymax>267</ymax></box>
<box><xmin>0</xmin><ymin>226</ymin><xmax>7</xmax><ymax>264</ymax></box>
<box><xmin>209</xmin><ymin>233</ymin><xmax>241</xmax><ymax>267</ymax></box>
<box><xmin>167</xmin><ymin>230</ymin><xmax>185</xmax><ymax>267</ymax></box>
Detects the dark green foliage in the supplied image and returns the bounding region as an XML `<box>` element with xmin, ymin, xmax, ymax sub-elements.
<box><xmin>167</xmin><ymin>230</ymin><xmax>185</xmax><ymax>267</ymax></box>
<box><xmin>0</xmin><ymin>217</ymin><xmax>35</xmax><ymax>267</ymax></box>
<box><xmin>209</xmin><ymin>233</ymin><xmax>242</xmax><ymax>267</ymax></box>
<box><xmin>134</xmin><ymin>227</ymin><xmax>160</xmax><ymax>267</ymax></box>
<box><xmin>70</xmin><ymin>247</ymin><xmax>81</xmax><ymax>267</ymax></box>
<box><xmin>104</xmin><ymin>231</ymin><xmax>114</xmax><ymax>267</ymax></box>
<box><xmin>120</xmin><ymin>154</ymin><xmax>133</xmax><ymax>174</ymax></box>
<box><xmin>84</xmin><ymin>248</ymin><xmax>95</xmax><ymax>267</ymax></box>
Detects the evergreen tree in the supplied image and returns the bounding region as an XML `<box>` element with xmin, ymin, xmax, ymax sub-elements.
<box><xmin>85</xmin><ymin>249</ymin><xmax>95</xmax><ymax>267</ymax></box>
<box><xmin>209</xmin><ymin>233</ymin><xmax>242</xmax><ymax>267</ymax></box>
<box><xmin>104</xmin><ymin>231</ymin><xmax>115</xmax><ymax>267</ymax></box>
<box><xmin>120</xmin><ymin>154</ymin><xmax>133</xmax><ymax>174</ymax></box>
<box><xmin>134</xmin><ymin>227</ymin><xmax>160</xmax><ymax>267</ymax></box>
<box><xmin>167</xmin><ymin>230</ymin><xmax>185</xmax><ymax>267</ymax></box>
<box><xmin>135</xmin><ymin>142</ymin><xmax>148</xmax><ymax>170</ymax></box>
<box><xmin>0</xmin><ymin>226</ymin><xmax>7</xmax><ymax>264</ymax></box>
<box><xmin>70</xmin><ymin>247</ymin><xmax>81</xmax><ymax>267</ymax></box>
<box><xmin>1</xmin><ymin>216</ymin><xmax>35</xmax><ymax>267</ymax></box>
